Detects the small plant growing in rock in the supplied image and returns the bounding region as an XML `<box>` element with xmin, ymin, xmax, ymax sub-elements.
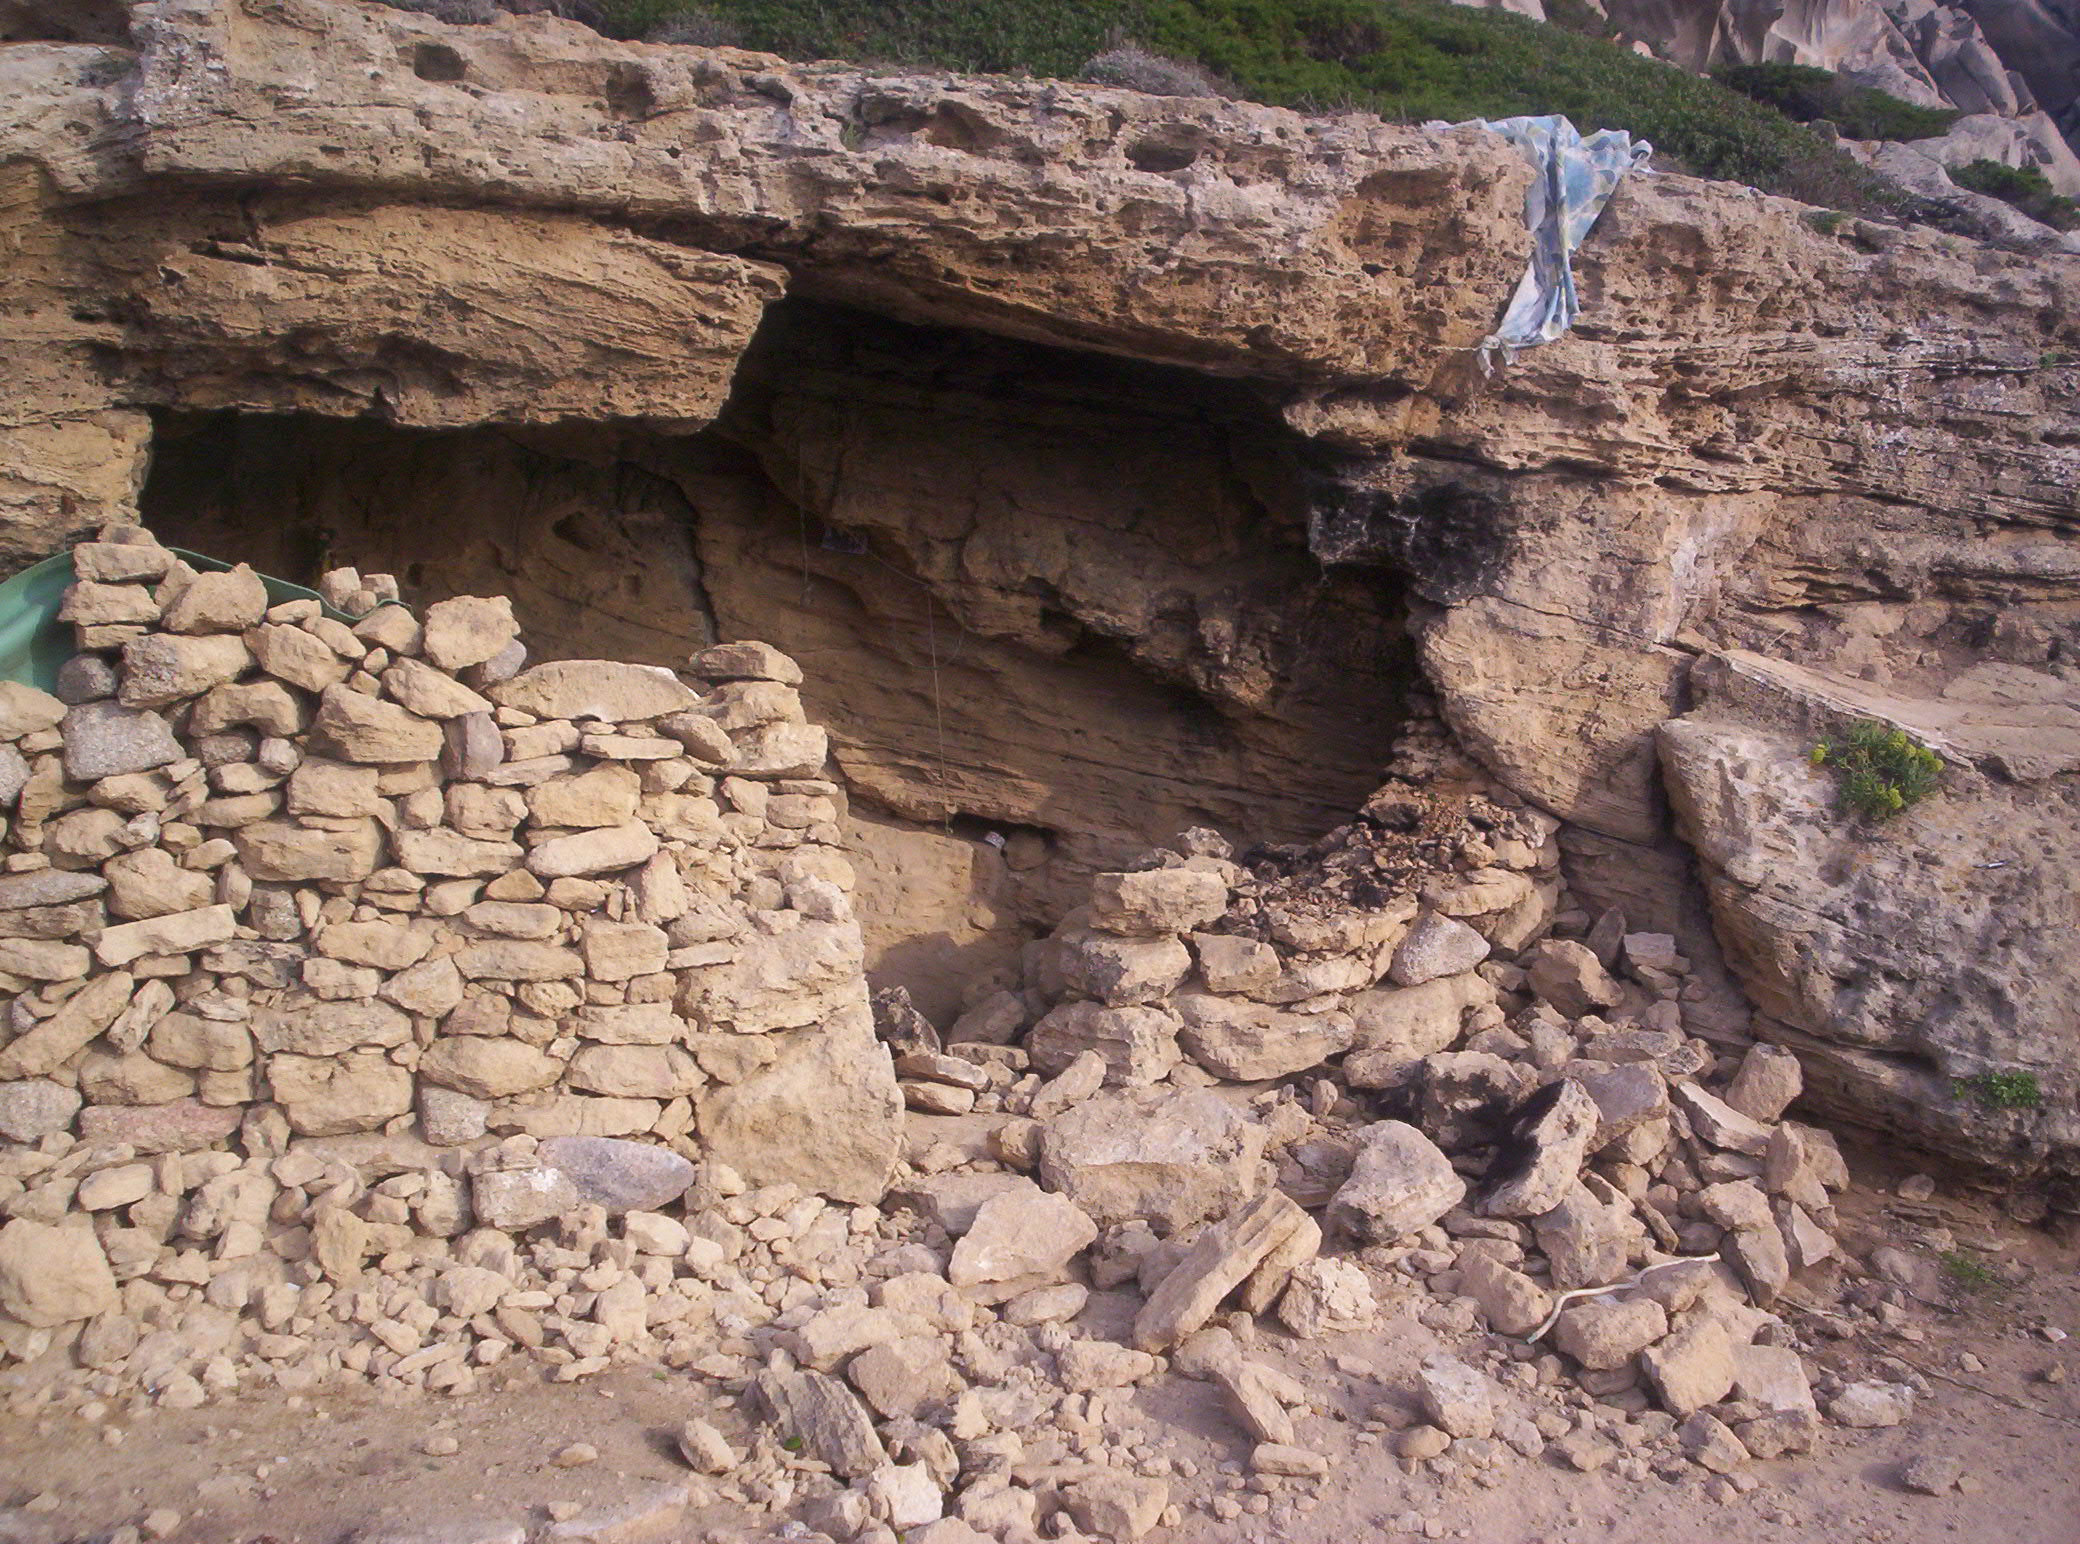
<box><xmin>1082</xmin><ymin>43</ymin><xmax>1229</xmax><ymax>97</ymax></box>
<box><xmin>1939</xmin><ymin>1249</ymin><xmax>2000</xmax><ymax>1293</ymax></box>
<box><xmin>1808</xmin><ymin>719</ymin><xmax>1942</xmax><ymax>820</ymax></box>
<box><xmin>1954</xmin><ymin>1069</ymin><xmax>2042</xmax><ymax>1110</ymax></box>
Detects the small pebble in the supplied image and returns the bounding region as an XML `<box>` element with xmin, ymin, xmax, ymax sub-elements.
<box><xmin>421</xmin><ymin>1435</ymin><xmax>460</xmax><ymax>1457</ymax></box>
<box><xmin>1896</xmin><ymin>1174</ymin><xmax>1936</xmax><ymax>1201</ymax></box>
<box><xmin>552</xmin><ymin>1442</ymin><xmax>598</xmax><ymax>1468</ymax></box>
<box><xmin>141</xmin><ymin>1510</ymin><xmax>181</xmax><ymax>1540</ymax></box>
<box><xmin>547</xmin><ymin>1501</ymin><xmax>583</xmax><ymax>1522</ymax></box>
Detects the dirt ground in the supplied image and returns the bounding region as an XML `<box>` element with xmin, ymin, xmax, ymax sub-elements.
<box><xmin>2</xmin><ymin>1160</ymin><xmax>2075</xmax><ymax>1544</ymax></box>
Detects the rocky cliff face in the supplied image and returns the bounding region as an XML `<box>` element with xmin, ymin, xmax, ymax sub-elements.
<box><xmin>1591</xmin><ymin>0</ymin><xmax>2080</xmax><ymax>194</ymax></box>
<box><xmin>2</xmin><ymin>0</ymin><xmax>2077</xmax><ymax>1193</ymax></box>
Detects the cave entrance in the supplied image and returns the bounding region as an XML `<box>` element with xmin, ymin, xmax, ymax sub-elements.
<box><xmin>139</xmin><ymin>300</ymin><xmax>1417</xmax><ymax>1020</ymax></box>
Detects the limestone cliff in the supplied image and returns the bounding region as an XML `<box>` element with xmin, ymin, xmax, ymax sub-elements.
<box><xmin>2</xmin><ymin>0</ymin><xmax>2077</xmax><ymax>1190</ymax></box>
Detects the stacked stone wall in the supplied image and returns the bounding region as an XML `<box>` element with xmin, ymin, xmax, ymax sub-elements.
<box><xmin>0</xmin><ymin>525</ymin><xmax>904</xmax><ymax>1355</ymax></box>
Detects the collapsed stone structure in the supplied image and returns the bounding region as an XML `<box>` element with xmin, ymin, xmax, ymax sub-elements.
<box><xmin>0</xmin><ymin>546</ymin><xmax>1922</xmax><ymax>1541</ymax></box>
<box><xmin>5</xmin><ymin>0</ymin><xmax>2076</xmax><ymax>1192</ymax></box>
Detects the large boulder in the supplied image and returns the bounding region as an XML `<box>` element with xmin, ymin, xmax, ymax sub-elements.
<box><xmin>1039</xmin><ymin>1088</ymin><xmax>1268</xmax><ymax>1234</ymax></box>
<box><xmin>1027</xmin><ymin>1001</ymin><xmax>1182</xmax><ymax>1086</ymax></box>
<box><xmin>1172</xmin><ymin>993</ymin><xmax>1355</xmax><ymax>1081</ymax></box>
<box><xmin>696</xmin><ymin>1009</ymin><xmax>902</xmax><ymax>1204</ymax></box>
<box><xmin>1660</xmin><ymin>651</ymin><xmax>2080</xmax><ymax>1184</ymax></box>
<box><xmin>0</xmin><ymin>1218</ymin><xmax>119</xmax><ymax>1327</ymax></box>
<box><xmin>1324</xmin><ymin>1121</ymin><xmax>1464</xmax><ymax>1242</ymax></box>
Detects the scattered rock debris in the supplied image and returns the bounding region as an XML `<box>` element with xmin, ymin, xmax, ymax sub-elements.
<box><xmin>0</xmin><ymin>531</ymin><xmax>2069</xmax><ymax>1542</ymax></box>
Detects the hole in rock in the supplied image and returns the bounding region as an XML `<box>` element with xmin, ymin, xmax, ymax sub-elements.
<box><xmin>139</xmin><ymin>300</ymin><xmax>1416</xmax><ymax>1020</ymax></box>
<box><xmin>412</xmin><ymin>42</ymin><xmax>466</xmax><ymax>83</ymax></box>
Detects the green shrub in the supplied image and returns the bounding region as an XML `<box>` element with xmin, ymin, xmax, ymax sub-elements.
<box><xmin>598</xmin><ymin>0</ymin><xmax>1913</xmax><ymax>213</ymax></box>
<box><xmin>1714</xmin><ymin>61</ymin><xmax>1960</xmax><ymax>142</ymax></box>
<box><xmin>1084</xmin><ymin>42</ymin><xmax>1232</xmax><ymax>95</ymax></box>
<box><xmin>1955</xmin><ymin>1069</ymin><xmax>2043</xmax><ymax>1110</ymax></box>
<box><xmin>1809</xmin><ymin>719</ymin><xmax>1942</xmax><ymax>820</ymax></box>
<box><xmin>1939</xmin><ymin>1249</ymin><xmax>2001</xmax><ymax>1292</ymax></box>
<box><xmin>1949</xmin><ymin>159</ymin><xmax>2080</xmax><ymax>231</ymax></box>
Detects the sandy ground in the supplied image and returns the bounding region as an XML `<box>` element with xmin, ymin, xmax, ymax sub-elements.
<box><xmin>2</xmin><ymin>1167</ymin><xmax>2075</xmax><ymax>1544</ymax></box>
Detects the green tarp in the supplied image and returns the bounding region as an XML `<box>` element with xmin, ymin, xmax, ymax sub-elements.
<box><xmin>0</xmin><ymin>549</ymin><xmax>381</xmax><ymax>694</ymax></box>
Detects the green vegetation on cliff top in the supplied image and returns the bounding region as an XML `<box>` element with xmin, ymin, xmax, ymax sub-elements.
<box><xmin>590</xmin><ymin>0</ymin><xmax>1917</xmax><ymax>214</ymax></box>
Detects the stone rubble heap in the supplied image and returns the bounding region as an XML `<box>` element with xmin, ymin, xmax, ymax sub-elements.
<box><xmin>0</xmin><ymin>541</ymin><xmax>1945</xmax><ymax>1544</ymax></box>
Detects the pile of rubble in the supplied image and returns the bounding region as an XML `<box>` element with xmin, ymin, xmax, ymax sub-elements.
<box><xmin>0</xmin><ymin>537</ymin><xmax>1947</xmax><ymax>1544</ymax></box>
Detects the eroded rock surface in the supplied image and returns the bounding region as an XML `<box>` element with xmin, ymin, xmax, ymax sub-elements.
<box><xmin>0</xmin><ymin>0</ymin><xmax>2076</xmax><ymax>1181</ymax></box>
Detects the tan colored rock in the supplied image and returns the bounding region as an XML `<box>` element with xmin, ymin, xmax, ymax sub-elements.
<box><xmin>489</xmin><ymin>660</ymin><xmax>699</xmax><ymax>722</ymax></box>
<box><xmin>527</xmin><ymin>763</ymin><xmax>641</xmax><ymax>828</ymax></box>
<box><xmin>525</xmin><ymin>822</ymin><xmax>659</xmax><ymax>879</ymax></box>
<box><xmin>104</xmin><ymin>847</ymin><xmax>214</xmax><ymax>919</ymax></box>
<box><xmin>78</xmin><ymin>1099</ymin><xmax>241</xmax><ymax>1153</ymax></box>
<box><xmin>191</xmin><ymin>680</ymin><xmax>307</xmax><ymax>738</ymax></box>
<box><xmin>249</xmin><ymin>622</ymin><xmax>352</xmax><ymax>693</ymax></box>
<box><xmin>381</xmin><ymin>657</ymin><xmax>492</xmax><ymax>719</ymax></box>
<box><xmin>420</xmin><ymin>595</ymin><xmax>520</xmax><ymax>671</ymax></box>
<box><xmin>454</xmin><ymin>940</ymin><xmax>584</xmax><ymax>981</ymax></box>
<box><xmin>285</xmin><ymin>757</ymin><xmax>383</xmax><ymax>818</ymax></box>
<box><xmin>0</xmin><ymin>682</ymin><xmax>65</xmax><ymax>741</ymax></box>
<box><xmin>1133</xmin><ymin>1190</ymin><xmax>1312</xmax><ymax>1351</ymax></box>
<box><xmin>1325</xmin><ymin>1120</ymin><xmax>1464</xmax><ymax>1243</ymax></box>
<box><xmin>1026</xmin><ymin>1001</ymin><xmax>1181</xmax><ymax>1087</ymax></box>
<box><xmin>1346</xmin><ymin>971</ymin><xmax>1496</xmax><ymax>1058</ymax></box>
<box><xmin>1039</xmin><ymin>1087</ymin><xmax>1268</xmax><ymax>1234</ymax></box>
<box><xmin>311</xmin><ymin>685</ymin><xmax>443</xmax><ymax>763</ymax></box>
<box><xmin>118</xmin><ymin>633</ymin><xmax>251</xmax><ymax>707</ymax></box>
<box><xmin>1725</xmin><ymin>1042</ymin><xmax>1804</xmax><ymax>1122</ymax></box>
<box><xmin>61</xmin><ymin>578</ymin><xmax>160</xmax><ymax>627</ymax></box>
<box><xmin>691</xmin><ymin>640</ymin><xmax>802</xmax><ymax>685</ymax></box>
<box><xmin>0</xmin><ymin>936</ymin><xmax>89</xmax><ymax>980</ymax></box>
<box><xmin>392</xmin><ymin>827</ymin><xmax>523</xmax><ymax>877</ymax></box>
<box><xmin>382</xmin><ymin>956</ymin><xmax>466</xmax><ymax>1017</ymax></box>
<box><xmin>253</xmin><ymin>998</ymin><xmax>413</xmax><ymax>1055</ymax></box>
<box><xmin>162</xmin><ymin>564</ymin><xmax>267</xmax><ymax>634</ymax></box>
<box><xmin>947</xmin><ymin>1183</ymin><xmax>1097</xmax><ymax>1290</ymax></box>
<box><xmin>1174</xmin><ymin>993</ymin><xmax>1355</xmax><ymax>1081</ymax></box>
<box><xmin>1057</xmin><ymin>928</ymin><xmax>1192</xmax><ymax>1007</ymax></box>
<box><xmin>1087</xmin><ymin>868</ymin><xmax>1228</xmax><ymax>936</ymax></box>
<box><xmin>420</xmin><ymin>1037</ymin><xmax>564</xmax><ymax>1098</ymax></box>
<box><xmin>1525</xmin><ymin>938</ymin><xmax>1624</xmax><ymax>1016</ymax></box>
<box><xmin>0</xmin><ymin>971</ymin><xmax>133</xmax><ymax>1079</ymax></box>
<box><xmin>581</xmin><ymin>919</ymin><xmax>670</xmax><ymax>981</ymax></box>
<box><xmin>78</xmin><ymin>1051</ymin><xmax>195</xmax><ymax>1104</ymax></box>
<box><xmin>0</xmin><ymin>1218</ymin><xmax>120</xmax><ymax>1326</ymax></box>
<box><xmin>1459</xmin><ymin>1248</ymin><xmax>1552</xmax><ymax>1337</ymax></box>
<box><xmin>730</xmin><ymin>721</ymin><xmax>828</xmax><ymax>778</ymax></box>
<box><xmin>674</xmin><ymin>920</ymin><xmax>863</xmax><ymax>1034</ymax></box>
<box><xmin>1189</xmin><ymin>932</ymin><xmax>1281</xmax><ymax>994</ymax></box>
<box><xmin>565</xmin><ymin>1043</ymin><xmax>703</xmax><ymax>1098</ymax></box>
<box><xmin>267</xmin><ymin>1050</ymin><xmax>415</xmax><ymax>1136</ymax></box>
<box><xmin>1642</xmin><ymin>1314</ymin><xmax>1737</xmax><ymax>1417</ymax></box>
<box><xmin>233</xmin><ymin>817</ymin><xmax>385</xmax><ymax>882</ymax></box>
<box><xmin>93</xmin><ymin>903</ymin><xmax>237</xmax><ymax>967</ymax></box>
<box><xmin>147</xmin><ymin>1012</ymin><xmax>254</xmax><ymax>1072</ymax></box>
<box><xmin>1672</xmin><ymin>1082</ymin><xmax>1773</xmax><ymax>1157</ymax></box>
<box><xmin>695</xmin><ymin>1011</ymin><xmax>901</xmax><ymax>1204</ymax></box>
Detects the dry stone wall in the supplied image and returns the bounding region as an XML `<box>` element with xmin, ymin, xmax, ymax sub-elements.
<box><xmin>0</xmin><ymin>523</ymin><xmax>903</xmax><ymax>1221</ymax></box>
<box><xmin>0</xmin><ymin>628</ymin><xmax>1924</xmax><ymax>1540</ymax></box>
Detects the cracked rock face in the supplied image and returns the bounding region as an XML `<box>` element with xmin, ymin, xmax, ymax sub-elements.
<box><xmin>1</xmin><ymin>0</ymin><xmax>2077</xmax><ymax>1178</ymax></box>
